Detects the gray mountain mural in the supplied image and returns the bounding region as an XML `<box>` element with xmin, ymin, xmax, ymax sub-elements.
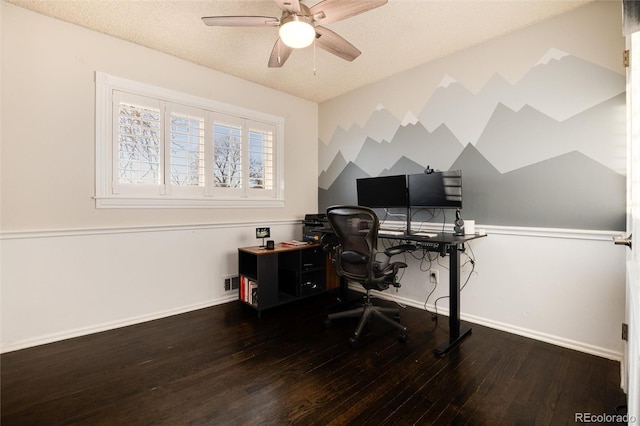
<box><xmin>450</xmin><ymin>144</ymin><xmax>625</xmax><ymax>230</ymax></box>
<box><xmin>353</xmin><ymin>122</ymin><xmax>463</xmax><ymax>183</ymax></box>
<box><xmin>516</xmin><ymin>51</ymin><xmax>625</xmax><ymax>121</ymax></box>
<box><xmin>319</xmin><ymin>157</ymin><xmax>430</xmax><ymax>211</ymax></box>
<box><xmin>385</xmin><ymin>156</ymin><xmax>431</xmax><ymax>176</ymax></box>
<box><xmin>319</xmin><ymin>50</ymin><xmax>625</xmax><ymax>185</ymax></box>
<box><xmin>318</xmin><ymin>48</ymin><xmax>626</xmax><ymax>230</ymax></box>
<box><xmin>476</xmin><ymin>93</ymin><xmax>626</xmax><ymax>173</ymax></box>
<box><xmin>318</xmin><ymin>151</ymin><xmax>348</xmax><ymax>191</ymax></box>
<box><xmin>418</xmin><ymin>73</ymin><xmax>518</xmax><ymax>147</ymax></box>
<box><xmin>417</xmin><ymin>53</ymin><xmax>625</xmax><ymax>147</ymax></box>
<box><xmin>319</xmin><ymin>145</ymin><xmax>625</xmax><ymax>231</ymax></box>
<box><xmin>318</xmin><ymin>161</ymin><xmax>368</xmax><ymax>210</ymax></box>
<box><xmin>319</xmin><ymin>107</ymin><xmax>401</xmax><ymax>175</ymax></box>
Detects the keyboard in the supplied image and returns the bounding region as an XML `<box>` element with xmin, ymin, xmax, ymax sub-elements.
<box><xmin>412</xmin><ymin>231</ymin><xmax>437</xmax><ymax>238</ymax></box>
<box><xmin>380</xmin><ymin>229</ymin><xmax>405</xmax><ymax>236</ymax></box>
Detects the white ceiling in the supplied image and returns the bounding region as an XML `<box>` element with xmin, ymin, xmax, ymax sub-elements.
<box><xmin>7</xmin><ymin>0</ymin><xmax>595</xmax><ymax>103</ymax></box>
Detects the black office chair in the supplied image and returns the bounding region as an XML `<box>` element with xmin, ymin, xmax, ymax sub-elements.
<box><xmin>325</xmin><ymin>205</ymin><xmax>411</xmax><ymax>347</ymax></box>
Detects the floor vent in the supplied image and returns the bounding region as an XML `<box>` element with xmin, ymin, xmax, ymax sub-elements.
<box><xmin>223</xmin><ymin>274</ymin><xmax>240</xmax><ymax>294</ymax></box>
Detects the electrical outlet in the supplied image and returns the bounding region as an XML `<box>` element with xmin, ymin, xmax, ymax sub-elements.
<box><xmin>429</xmin><ymin>270</ymin><xmax>439</xmax><ymax>284</ymax></box>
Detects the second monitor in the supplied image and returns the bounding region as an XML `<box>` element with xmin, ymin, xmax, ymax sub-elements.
<box><xmin>407</xmin><ymin>170</ymin><xmax>462</xmax><ymax>209</ymax></box>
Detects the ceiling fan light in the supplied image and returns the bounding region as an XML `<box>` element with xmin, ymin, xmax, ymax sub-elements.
<box><xmin>279</xmin><ymin>19</ymin><xmax>315</xmax><ymax>48</ymax></box>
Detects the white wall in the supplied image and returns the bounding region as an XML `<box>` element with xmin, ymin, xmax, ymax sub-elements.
<box><xmin>320</xmin><ymin>1</ymin><xmax>627</xmax><ymax>360</ymax></box>
<box><xmin>371</xmin><ymin>226</ymin><xmax>625</xmax><ymax>360</ymax></box>
<box><xmin>1</xmin><ymin>2</ymin><xmax>318</xmax><ymax>231</ymax></box>
<box><xmin>0</xmin><ymin>2</ymin><xmax>628</xmax><ymax>359</ymax></box>
<box><xmin>0</xmin><ymin>222</ymin><xmax>301</xmax><ymax>352</ymax></box>
<box><xmin>0</xmin><ymin>3</ymin><xmax>318</xmax><ymax>352</ymax></box>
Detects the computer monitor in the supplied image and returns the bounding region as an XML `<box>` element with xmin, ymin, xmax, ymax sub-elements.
<box><xmin>356</xmin><ymin>175</ymin><xmax>408</xmax><ymax>208</ymax></box>
<box><xmin>407</xmin><ymin>170</ymin><xmax>462</xmax><ymax>209</ymax></box>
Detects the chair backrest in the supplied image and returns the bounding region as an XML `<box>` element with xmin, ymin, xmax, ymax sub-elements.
<box><xmin>326</xmin><ymin>205</ymin><xmax>380</xmax><ymax>285</ymax></box>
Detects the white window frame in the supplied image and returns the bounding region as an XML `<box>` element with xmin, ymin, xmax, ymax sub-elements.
<box><xmin>95</xmin><ymin>72</ymin><xmax>285</xmax><ymax>208</ymax></box>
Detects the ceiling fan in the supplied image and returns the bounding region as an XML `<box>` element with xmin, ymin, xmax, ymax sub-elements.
<box><xmin>201</xmin><ymin>0</ymin><xmax>388</xmax><ymax>67</ymax></box>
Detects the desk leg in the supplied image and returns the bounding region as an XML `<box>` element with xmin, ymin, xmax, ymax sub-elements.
<box><xmin>434</xmin><ymin>243</ymin><xmax>472</xmax><ymax>357</ymax></box>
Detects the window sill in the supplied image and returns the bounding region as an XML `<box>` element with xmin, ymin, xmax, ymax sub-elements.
<box><xmin>94</xmin><ymin>196</ymin><xmax>285</xmax><ymax>209</ymax></box>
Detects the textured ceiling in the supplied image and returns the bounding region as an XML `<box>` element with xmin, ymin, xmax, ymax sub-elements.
<box><xmin>7</xmin><ymin>0</ymin><xmax>594</xmax><ymax>103</ymax></box>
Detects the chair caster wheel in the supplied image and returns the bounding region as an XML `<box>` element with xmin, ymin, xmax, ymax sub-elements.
<box><xmin>324</xmin><ymin>319</ymin><xmax>332</xmax><ymax>328</ymax></box>
<box><xmin>349</xmin><ymin>337</ymin><xmax>360</xmax><ymax>348</ymax></box>
<box><xmin>398</xmin><ymin>333</ymin><xmax>407</xmax><ymax>343</ymax></box>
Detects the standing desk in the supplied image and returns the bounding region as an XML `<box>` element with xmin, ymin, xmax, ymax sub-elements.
<box><xmin>379</xmin><ymin>231</ymin><xmax>486</xmax><ymax>357</ymax></box>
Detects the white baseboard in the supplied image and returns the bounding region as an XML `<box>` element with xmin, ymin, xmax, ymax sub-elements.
<box><xmin>1</xmin><ymin>221</ymin><xmax>624</xmax><ymax>363</ymax></box>
<box><xmin>459</xmin><ymin>312</ymin><xmax>623</xmax><ymax>361</ymax></box>
<box><xmin>4</xmin><ymin>283</ymin><xmax>624</xmax><ymax>362</ymax></box>
<box><xmin>1</xmin><ymin>295</ymin><xmax>238</xmax><ymax>354</ymax></box>
<box><xmin>360</xmin><ymin>285</ymin><xmax>623</xmax><ymax>361</ymax></box>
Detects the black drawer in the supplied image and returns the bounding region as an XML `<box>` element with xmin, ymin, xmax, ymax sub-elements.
<box><xmin>280</xmin><ymin>269</ymin><xmax>325</xmax><ymax>297</ymax></box>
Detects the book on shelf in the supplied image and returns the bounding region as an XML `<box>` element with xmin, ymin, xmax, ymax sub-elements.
<box><xmin>240</xmin><ymin>275</ymin><xmax>258</xmax><ymax>305</ymax></box>
<box><xmin>240</xmin><ymin>275</ymin><xmax>245</xmax><ymax>301</ymax></box>
<box><xmin>250</xmin><ymin>282</ymin><xmax>258</xmax><ymax>306</ymax></box>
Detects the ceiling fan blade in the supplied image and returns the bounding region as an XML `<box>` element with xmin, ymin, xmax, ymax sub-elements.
<box><xmin>273</xmin><ymin>0</ymin><xmax>301</xmax><ymax>14</ymax></box>
<box><xmin>268</xmin><ymin>38</ymin><xmax>294</xmax><ymax>68</ymax></box>
<box><xmin>314</xmin><ymin>26</ymin><xmax>361</xmax><ymax>62</ymax></box>
<box><xmin>311</xmin><ymin>0</ymin><xmax>387</xmax><ymax>25</ymax></box>
<box><xmin>201</xmin><ymin>16</ymin><xmax>279</xmax><ymax>27</ymax></box>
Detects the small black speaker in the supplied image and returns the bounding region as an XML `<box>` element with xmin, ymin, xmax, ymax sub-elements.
<box><xmin>453</xmin><ymin>210</ymin><xmax>465</xmax><ymax>236</ymax></box>
<box><xmin>266</xmin><ymin>240</ymin><xmax>275</xmax><ymax>250</ymax></box>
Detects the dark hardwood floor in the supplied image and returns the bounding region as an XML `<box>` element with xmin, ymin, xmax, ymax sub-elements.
<box><xmin>1</xmin><ymin>292</ymin><xmax>627</xmax><ymax>425</ymax></box>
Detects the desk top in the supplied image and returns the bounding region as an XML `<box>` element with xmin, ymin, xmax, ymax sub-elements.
<box><xmin>239</xmin><ymin>243</ymin><xmax>321</xmax><ymax>255</ymax></box>
<box><xmin>378</xmin><ymin>231</ymin><xmax>486</xmax><ymax>245</ymax></box>
<box><xmin>309</xmin><ymin>226</ymin><xmax>486</xmax><ymax>245</ymax></box>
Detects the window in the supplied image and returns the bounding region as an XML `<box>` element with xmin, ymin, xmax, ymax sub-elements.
<box><xmin>95</xmin><ymin>72</ymin><xmax>284</xmax><ymax>208</ymax></box>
